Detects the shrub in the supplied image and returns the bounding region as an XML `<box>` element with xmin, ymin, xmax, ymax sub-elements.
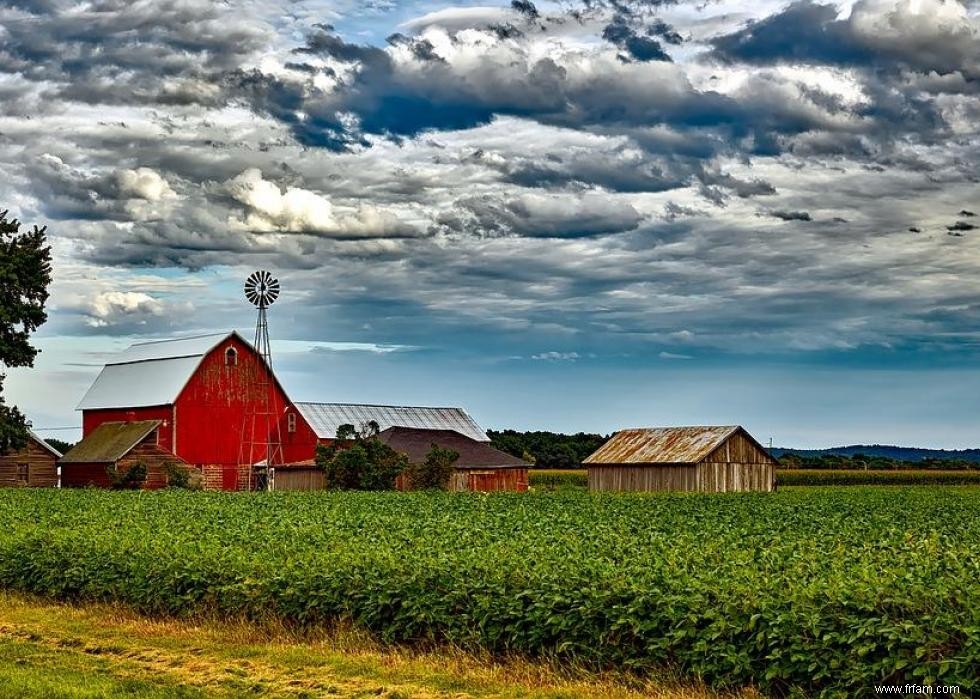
<box><xmin>403</xmin><ymin>444</ymin><xmax>458</xmax><ymax>490</ymax></box>
<box><xmin>316</xmin><ymin>424</ymin><xmax>407</xmax><ymax>491</ymax></box>
<box><xmin>106</xmin><ymin>461</ymin><xmax>146</xmax><ymax>490</ymax></box>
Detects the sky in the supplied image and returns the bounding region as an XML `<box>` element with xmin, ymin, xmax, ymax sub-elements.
<box><xmin>2</xmin><ymin>0</ymin><xmax>980</xmax><ymax>448</ymax></box>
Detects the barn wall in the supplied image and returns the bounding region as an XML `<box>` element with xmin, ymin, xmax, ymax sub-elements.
<box><xmin>83</xmin><ymin>406</ymin><xmax>174</xmax><ymax>450</ymax></box>
<box><xmin>696</xmin><ymin>462</ymin><xmax>774</xmax><ymax>492</ymax></box>
<box><xmin>271</xmin><ymin>467</ymin><xmax>325</xmax><ymax>491</ymax></box>
<box><xmin>61</xmin><ymin>439</ymin><xmax>187</xmax><ymax>490</ymax></box>
<box><xmin>200</xmin><ymin>464</ymin><xmax>255</xmax><ymax>491</ymax></box>
<box><xmin>0</xmin><ymin>440</ymin><xmax>59</xmax><ymax>488</ymax></box>
<box><xmin>279</xmin><ymin>409</ymin><xmax>319</xmax><ymax>464</ymax></box>
<box><xmin>449</xmin><ymin>468</ymin><xmax>529</xmax><ymax>492</ymax></box>
<box><xmin>174</xmin><ymin>335</ymin><xmax>292</xmax><ymax>468</ymax></box>
<box><xmin>704</xmin><ymin>431</ymin><xmax>775</xmax><ymax>465</ymax></box>
<box><xmin>588</xmin><ymin>465</ymin><xmax>698</xmax><ymax>492</ymax></box>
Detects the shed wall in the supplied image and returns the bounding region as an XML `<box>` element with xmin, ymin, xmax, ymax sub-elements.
<box><xmin>704</xmin><ymin>431</ymin><xmax>775</xmax><ymax>465</ymax></box>
<box><xmin>696</xmin><ymin>462</ymin><xmax>774</xmax><ymax>492</ymax></box>
<box><xmin>588</xmin><ymin>465</ymin><xmax>698</xmax><ymax>491</ymax></box>
<box><xmin>270</xmin><ymin>467</ymin><xmax>325</xmax><ymax>491</ymax></box>
<box><xmin>0</xmin><ymin>440</ymin><xmax>59</xmax><ymax>488</ymax></box>
<box><xmin>449</xmin><ymin>468</ymin><xmax>529</xmax><ymax>492</ymax></box>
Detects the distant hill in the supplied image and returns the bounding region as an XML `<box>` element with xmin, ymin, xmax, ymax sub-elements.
<box><xmin>773</xmin><ymin>445</ymin><xmax>980</xmax><ymax>463</ymax></box>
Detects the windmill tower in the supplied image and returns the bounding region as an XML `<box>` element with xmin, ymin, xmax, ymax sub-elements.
<box><xmin>239</xmin><ymin>270</ymin><xmax>282</xmax><ymax>489</ymax></box>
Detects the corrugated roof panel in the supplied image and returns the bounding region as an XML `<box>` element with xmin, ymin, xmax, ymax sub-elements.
<box><xmin>110</xmin><ymin>332</ymin><xmax>236</xmax><ymax>365</ymax></box>
<box><xmin>584</xmin><ymin>426</ymin><xmax>739</xmax><ymax>464</ymax></box>
<box><xmin>76</xmin><ymin>356</ymin><xmax>202</xmax><ymax>410</ymax></box>
<box><xmin>294</xmin><ymin>402</ymin><xmax>489</xmax><ymax>442</ymax></box>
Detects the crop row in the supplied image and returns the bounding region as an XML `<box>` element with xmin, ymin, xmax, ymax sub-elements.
<box><xmin>777</xmin><ymin>469</ymin><xmax>980</xmax><ymax>486</ymax></box>
<box><xmin>0</xmin><ymin>488</ymin><xmax>977</xmax><ymax>696</ymax></box>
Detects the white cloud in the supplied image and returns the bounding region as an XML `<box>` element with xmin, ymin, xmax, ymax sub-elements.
<box><xmin>85</xmin><ymin>291</ymin><xmax>166</xmax><ymax>328</ymax></box>
<box><xmin>116</xmin><ymin>168</ymin><xmax>176</xmax><ymax>201</ymax></box>
<box><xmin>225</xmin><ymin>168</ymin><xmax>419</xmax><ymax>238</ymax></box>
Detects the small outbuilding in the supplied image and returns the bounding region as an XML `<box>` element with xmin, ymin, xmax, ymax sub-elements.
<box><xmin>267</xmin><ymin>459</ymin><xmax>325</xmax><ymax>491</ymax></box>
<box><xmin>60</xmin><ymin>420</ymin><xmax>189</xmax><ymax>489</ymax></box>
<box><xmin>584</xmin><ymin>425</ymin><xmax>776</xmax><ymax>493</ymax></box>
<box><xmin>0</xmin><ymin>430</ymin><xmax>62</xmax><ymax>488</ymax></box>
<box><xmin>378</xmin><ymin>427</ymin><xmax>530</xmax><ymax>492</ymax></box>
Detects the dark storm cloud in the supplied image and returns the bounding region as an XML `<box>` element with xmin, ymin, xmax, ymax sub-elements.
<box><xmin>770</xmin><ymin>210</ymin><xmax>813</xmax><ymax>221</ymax></box>
<box><xmin>602</xmin><ymin>14</ymin><xmax>672</xmax><ymax>62</ymax></box>
<box><xmin>0</xmin><ymin>0</ymin><xmax>268</xmax><ymax>106</ymax></box>
<box><xmin>711</xmin><ymin>0</ymin><xmax>980</xmax><ymax>82</ymax></box>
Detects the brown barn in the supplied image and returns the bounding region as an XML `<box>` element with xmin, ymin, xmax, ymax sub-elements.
<box><xmin>0</xmin><ymin>430</ymin><xmax>61</xmax><ymax>488</ymax></box>
<box><xmin>584</xmin><ymin>426</ymin><xmax>776</xmax><ymax>493</ymax></box>
<box><xmin>379</xmin><ymin>427</ymin><xmax>529</xmax><ymax>492</ymax></box>
<box><xmin>60</xmin><ymin>420</ymin><xmax>189</xmax><ymax>489</ymax></box>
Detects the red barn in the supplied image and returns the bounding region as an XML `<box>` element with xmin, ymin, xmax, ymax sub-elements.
<box><xmin>74</xmin><ymin>331</ymin><xmax>308</xmax><ymax>490</ymax></box>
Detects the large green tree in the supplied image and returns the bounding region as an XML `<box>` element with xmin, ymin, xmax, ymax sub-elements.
<box><xmin>0</xmin><ymin>210</ymin><xmax>52</xmax><ymax>455</ymax></box>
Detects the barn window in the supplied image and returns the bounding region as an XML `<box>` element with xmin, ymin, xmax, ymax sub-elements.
<box><xmin>225</xmin><ymin>346</ymin><xmax>238</xmax><ymax>366</ymax></box>
<box><xmin>16</xmin><ymin>464</ymin><xmax>28</xmax><ymax>483</ymax></box>
<box><xmin>287</xmin><ymin>412</ymin><xmax>297</xmax><ymax>433</ymax></box>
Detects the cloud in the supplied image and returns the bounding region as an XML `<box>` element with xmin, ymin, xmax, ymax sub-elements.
<box><xmin>770</xmin><ymin>210</ymin><xmax>813</xmax><ymax>221</ymax></box>
<box><xmin>224</xmin><ymin>168</ymin><xmax>419</xmax><ymax>238</ymax></box>
<box><xmin>116</xmin><ymin>168</ymin><xmax>176</xmax><ymax>201</ymax></box>
<box><xmin>659</xmin><ymin>351</ymin><xmax>693</xmax><ymax>360</ymax></box>
<box><xmin>85</xmin><ymin>291</ymin><xmax>165</xmax><ymax>328</ymax></box>
<box><xmin>441</xmin><ymin>192</ymin><xmax>644</xmax><ymax>238</ymax></box>
<box><xmin>531</xmin><ymin>351</ymin><xmax>580</xmax><ymax>361</ymax></box>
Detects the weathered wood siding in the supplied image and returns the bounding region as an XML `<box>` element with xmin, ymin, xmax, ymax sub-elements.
<box><xmin>0</xmin><ymin>440</ymin><xmax>59</xmax><ymax>488</ymax></box>
<box><xmin>703</xmin><ymin>431</ymin><xmax>775</xmax><ymax>465</ymax></box>
<box><xmin>588</xmin><ymin>463</ymin><xmax>773</xmax><ymax>492</ymax></box>
<box><xmin>449</xmin><ymin>468</ymin><xmax>528</xmax><ymax>492</ymax></box>
<box><xmin>61</xmin><ymin>438</ymin><xmax>187</xmax><ymax>490</ymax></box>
<box><xmin>588</xmin><ymin>465</ymin><xmax>698</xmax><ymax>492</ymax></box>
<box><xmin>270</xmin><ymin>467</ymin><xmax>325</xmax><ymax>491</ymax></box>
<box><xmin>696</xmin><ymin>462</ymin><xmax>773</xmax><ymax>492</ymax></box>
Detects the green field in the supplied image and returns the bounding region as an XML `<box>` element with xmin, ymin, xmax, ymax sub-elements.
<box><xmin>0</xmin><ymin>488</ymin><xmax>978</xmax><ymax>696</ymax></box>
<box><xmin>529</xmin><ymin>468</ymin><xmax>980</xmax><ymax>489</ymax></box>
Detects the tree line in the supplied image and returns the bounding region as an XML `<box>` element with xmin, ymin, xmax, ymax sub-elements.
<box><xmin>777</xmin><ymin>452</ymin><xmax>980</xmax><ymax>471</ymax></box>
<box><xmin>487</xmin><ymin>429</ymin><xmax>610</xmax><ymax>469</ymax></box>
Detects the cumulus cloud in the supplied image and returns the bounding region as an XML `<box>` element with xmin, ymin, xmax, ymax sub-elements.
<box><xmin>116</xmin><ymin>168</ymin><xmax>176</xmax><ymax>201</ymax></box>
<box><xmin>85</xmin><ymin>291</ymin><xmax>165</xmax><ymax>328</ymax></box>
<box><xmin>224</xmin><ymin>168</ymin><xmax>418</xmax><ymax>238</ymax></box>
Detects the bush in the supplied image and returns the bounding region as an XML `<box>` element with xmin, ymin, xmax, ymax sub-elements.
<box><xmin>106</xmin><ymin>461</ymin><xmax>146</xmax><ymax>490</ymax></box>
<box><xmin>316</xmin><ymin>427</ymin><xmax>407</xmax><ymax>491</ymax></box>
<box><xmin>403</xmin><ymin>444</ymin><xmax>458</xmax><ymax>490</ymax></box>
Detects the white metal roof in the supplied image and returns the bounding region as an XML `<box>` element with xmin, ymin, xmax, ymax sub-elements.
<box><xmin>76</xmin><ymin>332</ymin><xmax>244</xmax><ymax>410</ymax></box>
<box><xmin>294</xmin><ymin>402</ymin><xmax>489</xmax><ymax>442</ymax></box>
<box><xmin>109</xmin><ymin>332</ymin><xmax>234</xmax><ymax>365</ymax></box>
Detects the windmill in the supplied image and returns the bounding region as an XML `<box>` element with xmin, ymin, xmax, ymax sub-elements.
<box><xmin>239</xmin><ymin>270</ymin><xmax>282</xmax><ymax>488</ymax></box>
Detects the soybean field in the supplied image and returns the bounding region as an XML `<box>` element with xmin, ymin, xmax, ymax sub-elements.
<box><xmin>0</xmin><ymin>488</ymin><xmax>977</xmax><ymax>696</ymax></box>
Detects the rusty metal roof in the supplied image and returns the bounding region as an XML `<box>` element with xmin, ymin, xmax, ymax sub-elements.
<box><xmin>583</xmin><ymin>426</ymin><xmax>741</xmax><ymax>465</ymax></box>
<box><xmin>294</xmin><ymin>402</ymin><xmax>489</xmax><ymax>442</ymax></box>
<box><xmin>60</xmin><ymin>420</ymin><xmax>161</xmax><ymax>463</ymax></box>
<box><xmin>76</xmin><ymin>331</ymin><xmax>251</xmax><ymax>410</ymax></box>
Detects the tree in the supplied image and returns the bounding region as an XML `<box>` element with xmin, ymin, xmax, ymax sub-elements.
<box><xmin>315</xmin><ymin>422</ymin><xmax>407</xmax><ymax>490</ymax></box>
<box><xmin>0</xmin><ymin>211</ymin><xmax>52</xmax><ymax>456</ymax></box>
<box><xmin>44</xmin><ymin>438</ymin><xmax>75</xmax><ymax>455</ymax></box>
<box><xmin>404</xmin><ymin>444</ymin><xmax>459</xmax><ymax>490</ymax></box>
